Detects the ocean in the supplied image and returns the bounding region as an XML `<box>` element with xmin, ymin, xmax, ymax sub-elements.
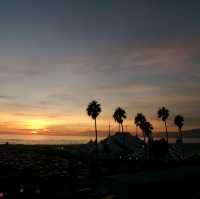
<box><xmin>0</xmin><ymin>134</ymin><xmax>199</xmax><ymax>145</ymax></box>
<box><xmin>0</xmin><ymin>134</ymin><xmax>106</xmax><ymax>145</ymax></box>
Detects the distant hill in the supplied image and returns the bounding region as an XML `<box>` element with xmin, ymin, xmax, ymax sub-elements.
<box><xmin>167</xmin><ymin>128</ymin><xmax>200</xmax><ymax>138</ymax></box>
<box><xmin>81</xmin><ymin>132</ymin><xmax>182</xmax><ymax>160</ymax></box>
<box><xmin>80</xmin><ymin>132</ymin><xmax>145</xmax><ymax>159</ymax></box>
<box><xmin>80</xmin><ymin>128</ymin><xmax>200</xmax><ymax>138</ymax></box>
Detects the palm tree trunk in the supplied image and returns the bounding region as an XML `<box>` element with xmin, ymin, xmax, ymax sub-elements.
<box><xmin>147</xmin><ymin>136</ymin><xmax>150</xmax><ymax>160</ymax></box>
<box><xmin>180</xmin><ymin>128</ymin><xmax>184</xmax><ymax>158</ymax></box>
<box><xmin>108</xmin><ymin>124</ymin><xmax>111</xmax><ymax>137</ymax></box>
<box><xmin>136</xmin><ymin>126</ymin><xmax>138</xmax><ymax>137</ymax></box>
<box><xmin>95</xmin><ymin>118</ymin><xmax>98</xmax><ymax>152</ymax></box>
<box><xmin>142</xmin><ymin>130</ymin><xmax>147</xmax><ymax>160</ymax></box>
<box><xmin>143</xmin><ymin>131</ymin><xmax>145</xmax><ymax>143</ymax></box>
<box><xmin>179</xmin><ymin>128</ymin><xmax>183</xmax><ymax>141</ymax></box>
<box><xmin>121</xmin><ymin>123</ymin><xmax>125</xmax><ymax>145</ymax></box>
<box><xmin>143</xmin><ymin>131</ymin><xmax>147</xmax><ymax>160</ymax></box>
<box><xmin>118</xmin><ymin>123</ymin><xmax>120</xmax><ymax>132</ymax></box>
<box><xmin>165</xmin><ymin>121</ymin><xmax>168</xmax><ymax>143</ymax></box>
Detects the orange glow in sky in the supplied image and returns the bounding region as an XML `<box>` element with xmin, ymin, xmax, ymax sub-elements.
<box><xmin>26</xmin><ymin>120</ymin><xmax>51</xmax><ymax>130</ymax></box>
<box><xmin>0</xmin><ymin>110</ymin><xmax>197</xmax><ymax>136</ymax></box>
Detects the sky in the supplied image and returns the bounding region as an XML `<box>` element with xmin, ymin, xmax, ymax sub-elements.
<box><xmin>0</xmin><ymin>0</ymin><xmax>199</xmax><ymax>135</ymax></box>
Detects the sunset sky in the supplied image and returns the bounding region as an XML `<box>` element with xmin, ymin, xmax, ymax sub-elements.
<box><xmin>0</xmin><ymin>0</ymin><xmax>200</xmax><ymax>135</ymax></box>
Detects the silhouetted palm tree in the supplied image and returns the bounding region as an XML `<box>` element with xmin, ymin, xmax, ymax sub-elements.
<box><xmin>141</xmin><ymin>121</ymin><xmax>153</xmax><ymax>160</ymax></box>
<box><xmin>174</xmin><ymin>115</ymin><xmax>184</xmax><ymax>139</ymax></box>
<box><xmin>174</xmin><ymin>115</ymin><xmax>184</xmax><ymax>157</ymax></box>
<box><xmin>158</xmin><ymin>106</ymin><xmax>170</xmax><ymax>143</ymax></box>
<box><xmin>142</xmin><ymin>121</ymin><xmax>154</xmax><ymax>142</ymax></box>
<box><xmin>86</xmin><ymin>100</ymin><xmax>101</xmax><ymax>151</ymax></box>
<box><xmin>113</xmin><ymin>107</ymin><xmax>126</xmax><ymax>133</ymax></box>
<box><xmin>113</xmin><ymin>107</ymin><xmax>126</xmax><ymax>144</ymax></box>
<box><xmin>135</xmin><ymin>113</ymin><xmax>146</xmax><ymax>138</ymax></box>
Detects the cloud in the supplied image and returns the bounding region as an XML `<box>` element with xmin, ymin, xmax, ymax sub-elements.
<box><xmin>63</xmin><ymin>41</ymin><xmax>198</xmax><ymax>81</ymax></box>
<box><xmin>98</xmin><ymin>84</ymin><xmax>160</xmax><ymax>95</ymax></box>
<box><xmin>0</xmin><ymin>102</ymin><xmax>46</xmax><ymax>111</ymax></box>
<box><xmin>0</xmin><ymin>95</ymin><xmax>15</xmax><ymax>100</ymax></box>
<box><xmin>46</xmin><ymin>92</ymin><xmax>77</xmax><ymax>102</ymax></box>
<box><xmin>0</xmin><ymin>52</ymin><xmax>62</xmax><ymax>78</ymax></box>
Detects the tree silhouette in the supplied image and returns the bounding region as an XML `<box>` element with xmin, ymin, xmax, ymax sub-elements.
<box><xmin>174</xmin><ymin>115</ymin><xmax>184</xmax><ymax>137</ymax></box>
<box><xmin>157</xmin><ymin>106</ymin><xmax>170</xmax><ymax>143</ymax></box>
<box><xmin>142</xmin><ymin>121</ymin><xmax>154</xmax><ymax>141</ymax></box>
<box><xmin>141</xmin><ymin>121</ymin><xmax>154</xmax><ymax>159</ymax></box>
<box><xmin>113</xmin><ymin>107</ymin><xmax>126</xmax><ymax>144</ymax></box>
<box><xmin>135</xmin><ymin>113</ymin><xmax>146</xmax><ymax>138</ymax></box>
<box><xmin>86</xmin><ymin>100</ymin><xmax>101</xmax><ymax>151</ymax></box>
<box><xmin>174</xmin><ymin>115</ymin><xmax>184</xmax><ymax>157</ymax></box>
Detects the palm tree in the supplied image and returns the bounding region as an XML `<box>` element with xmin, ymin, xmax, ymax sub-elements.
<box><xmin>141</xmin><ymin>121</ymin><xmax>154</xmax><ymax>160</ymax></box>
<box><xmin>113</xmin><ymin>107</ymin><xmax>126</xmax><ymax>143</ymax></box>
<box><xmin>174</xmin><ymin>115</ymin><xmax>184</xmax><ymax>139</ymax></box>
<box><xmin>134</xmin><ymin>113</ymin><xmax>146</xmax><ymax>138</ymax></box>
<box><xmin>142</xmin><ymin>121</ymin><xmax>154</xmax><ymax>142</ymax></box>
<box><xmin>157</xmin><ymin>106</ymin><xmax>170</xmax><ymax>143</ymax></box>
<box><xmin>174</xmin><ymin>115</ymin><xmax>184</xmax><ymax>157</ymax></box>
<box><xmin>86</xmin><ymin>100</ymin><xmax>101</xmax><ymax>151</ymax></box>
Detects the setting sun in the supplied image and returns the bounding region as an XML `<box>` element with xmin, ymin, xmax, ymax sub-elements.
<box><xmin>26</xmin><ymin>120</ymin><xmax>50</xmax><ymax>130</ymax></box>
<box><xmin>31</xmin><ymin>130</ymin><xmax>38</xmax><ymax>134</ymax></box>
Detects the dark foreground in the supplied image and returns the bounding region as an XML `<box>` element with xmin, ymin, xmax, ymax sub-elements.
<box><xmin>0</xmin><ymin>143</ymin><xmax>200</xmax><ymax>199</ymax></box>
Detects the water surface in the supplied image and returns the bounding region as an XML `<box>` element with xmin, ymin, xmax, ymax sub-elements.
<box><xmin>0</xmin><ymin>134</ymin><xmax>199</xmax><ymax>145</ymax></box>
